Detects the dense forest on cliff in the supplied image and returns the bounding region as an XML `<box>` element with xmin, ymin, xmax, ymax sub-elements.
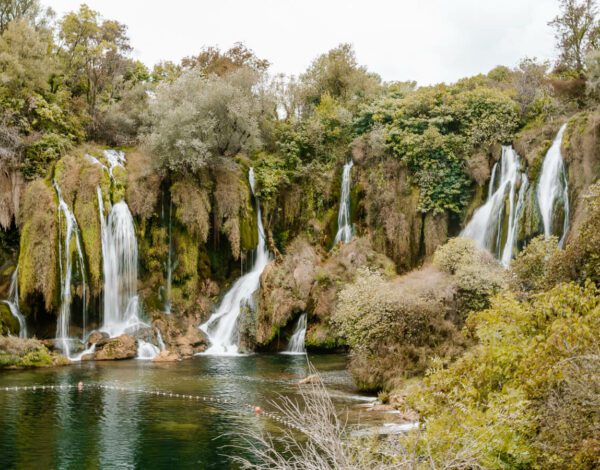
<box><xmin>0</xmin><ymin>0</ymin><xmax>599</xmax><ymax>468</ymax></box>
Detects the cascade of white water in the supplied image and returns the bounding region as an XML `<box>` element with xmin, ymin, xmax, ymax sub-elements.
<box><xmin>54</xmin><ymin>182</ymin><xmax>87</xmax><ymax>358</ymax></box>
<box><xmin>136</xmin><ymin>339</ymin><xmax>160</xmax><ymax>360</ymax></box>
<box><xmin>461</xmin><ymin>146</ymin><xmax>527</xmax><ymax>267</ymax></box>
<box><xmin>333</xmin><ymin>160</ymin><xmax>354</xmax><ymax>245</ymax></box>
<box><xmin>2</xmin><ymin>266</ymin><xmax>27</xmax><ymax>338</ymax></box>
<box><xmin>97</xmin><ymin>187</ymin><xmax>145</xmax><ymax>337</ymax></box>
<box><xmin>199</xmin><ymin>167</ymin><xmax>269</xmax><ymax>355</ymax></box>
<box><xmin>281</xmin><ymin>313</ymin><xmax>307</xmax><ymax>355</ymax></box>
<box><xmin>156</xmin><ymin>328</ymin><xmax>166</xmax><ymax>351</ymax></box>
<box><xmin>537</xmin><ymin>124</ymin><xmax>570</xmax><ymax>246</ymax></box>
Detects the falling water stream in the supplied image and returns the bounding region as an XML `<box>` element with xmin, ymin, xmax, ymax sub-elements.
<box><xmin>97</xmin><ymin>188</ymin><xmax>145</xmax><ymax>338</ymax></box>
<box><xmin>2</xmin><ymin>266</ymin><xmax>27</xmax><ymax>338</ymax></box>
<box><xmin>54</xmin><ymin>182</ymin><xmax>88</xmax><ymax>359</ymax></box>
<box><xmin>281</xmin><ymin>313</ymin><xmax>307</xmax><ymax>355</ymax></box>
<box><xmin>461</xmin><ymin>146</ymin><xmax>528</xmax><ymax>266</ymax></box>
<box><xmin>537</xmin><ymin>123</ymin><xmax>570</xmax><ymax>245</ymax></box>
<box><xmin>200</xmin><ymin>168</ymin><xmax>269</xmax><ymax>355</ymax></box>
<box><xmin>333</xmin><ymin>160</ymin><xmax>354</xmax><ymax>245</ymax></box>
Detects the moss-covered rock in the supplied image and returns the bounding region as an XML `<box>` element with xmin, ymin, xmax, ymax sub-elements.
<box><xmin>18</xmin><ymin>179</ymin><xmax>58</xmax><ymax>312</ymax></box>
<box><xmin>0</xmin><ymin>336</ymin><xmax>68</xmax><ymax>369</ymax></box>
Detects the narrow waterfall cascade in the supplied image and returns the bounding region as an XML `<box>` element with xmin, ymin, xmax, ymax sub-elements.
<box><xmin>281</xmin><ymin>313</ymin><xmax>307</xmax><ymax>355</ymax></box>
<box><xmin>333</xmin><ymin>160</ymin><xmax>354</xmax><ymax>245</ymax></box>
<box><xmin>537</xmin><ymin>123</ymin><xmax>570</xmax><ymax>245</ymax></box>
<box><xmin>199</xmin><ymin>168</ymin><xmax>270</xmax><ymax>355</ymax></box>
<box><xmin>103</xmin><ymin>149</ymin><xmax>126</xmax><ymax>178</ymax></box>
<box><xmin>156</xmin><ymin>328</ymin><xmax>166</xmax><ymax>351</ymax></box>
<box><xmin>54</xmin><ymin>182</ymin><xmax>88</xmax><ymax>358</ymax></box>
<box><xmin>461</xmin><ymin>146</ymin><xmax>528</xmax><ymax>267</ymax></box>
<box><xmin>97</xmin><ymin>188</ymin><xmax>146</xmax><ymax>338</ymax></box>
<box><xmin>2</xmin><ymin>266</ymin><xmax>27</xmax><ymax>338</ymax></box>
<box><xmin>136</xmin><ymin>339</ymin><xmax>160</xmax><ymax>360</ymax></box>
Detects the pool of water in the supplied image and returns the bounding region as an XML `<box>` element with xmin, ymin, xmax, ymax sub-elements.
<box><xmin>0</xmin><ymin>354</ymin><xmax>383</xmax><ymax>469</ymax></box>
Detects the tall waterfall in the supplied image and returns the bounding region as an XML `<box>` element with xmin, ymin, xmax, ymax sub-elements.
<box><xmin>281</xmin><ymin>313</ymin><xmax>307</xmax><ymax>355</ymax></box>
<box><xmin>461</xmin><ymin>146</ymin><xmax>528</xmax><ymax>267</ymax></box>
<box><xmin>333</xmin><ymin>160</ymin><xmax>354</xmax><ymax>245</ymax></box>
<box><xmin>54</xmin><ymin>182</ymin><xmax>87</xmax><ymax>358</ymax></box>
<box><xmin>537</xmin><ymin>123</ymin><xmax>570</xmax><ymax>245</ymax></box>
<box><xmin>97</xmin><ymin>188</ymin><xmax>144</xmax><ymax>337</ymax></box>
<box><xmin>2</xmin><ymin>266</ymin><xmax>27</xmax><ymax>338</ymax></box>
<box><xmin>200</xmin><ymin>168</ymin><xmax>269</xmax><ymax>355</ymax></box>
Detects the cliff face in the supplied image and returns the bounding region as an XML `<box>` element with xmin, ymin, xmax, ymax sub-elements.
<box><xmin>2</xmin><ymin>108</ymin><xmax>599</xmax><ymax>349</ymax></box>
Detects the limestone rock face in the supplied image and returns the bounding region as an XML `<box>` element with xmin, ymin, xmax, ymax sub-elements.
<box><xmin>93</xmin><ymin>334</ymin><xmax>136</xmax><ymax>360</ymax></box>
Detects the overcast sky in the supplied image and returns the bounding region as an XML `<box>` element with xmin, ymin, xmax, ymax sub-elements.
<box><xmin>46</xmin><ymin>0</ymin><xmax>561</xmax><ymax>86</ymax></box>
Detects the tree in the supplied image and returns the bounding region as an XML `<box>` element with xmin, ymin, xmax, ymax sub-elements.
<box><xmin>549</xmin><ymin>0</ymin><xmax>600</xmax><ymax>75</ymax></box>
<box><xmin>0</xmin><ymin>0</ymin><xmax>41</xmax><ymax>33</ymax></box>
<box><xmin>299</xmin><ymin>43</ymin><xmax>381</xmax><ymax>112</ymax></box>
<box><xmin>146</xmin><ymin>67</ymin><xmax>272</xmax><ymax>173</ymax></box>
<box><xmin>181</xmin><ymin>42</ymin><xmax>269</xmax><ymax>76</ymax></box>
<box><xmin>58</xmin><ymin>4</ymin><xmax>135</xmax><ymax>132</ymax></box>
<box><xmin>0</xmin><ymin>19</ymin><xmax>53</xmax><ymax>101</ymax></box>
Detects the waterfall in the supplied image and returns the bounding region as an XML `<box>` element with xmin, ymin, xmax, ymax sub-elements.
<box><xmin>461</xmin><ymin>146</ymin><xmax>528</xmax><ymax>267</ymax></box>
<box><xmin>281</xmin><ymin>313</ymin><xmax>307</xmax><ymax>355</ymax></box>
<box><xmin>2</xmin><ymin>266</ymin><xmax>27</xmax><ymax>338</ymax></box>
<box><xmin>333</xmin><ymin>160</ymin><xmax>354</xmax><ymax>245</ymax></box>
<box><xmin>54</xmin><ymin>182</ymin><xmax>87</xmax><ymax>358</ymax></box>
<box><xmin>136</xmin><ymin>339</ymin><xmax>160</xmax><ymax>360</ymax></box>
<box><xmin>537</xmin><ymin>123</ymin><xmax>570</xmax><ymax>246</ymax></box>
<box><xmin>199</xmin><ymin>167</ymin><xmax>269</xmax><ymax>355</ymax></box>
<box><xmin>97</xmin><ymin>187</ymin><xmax>145</xmax><ymax>337</ymax></box>
<box><xmin>156</xmin><ymin>328</ymin><xmax>166</xmax><ymax>351</ymax></box>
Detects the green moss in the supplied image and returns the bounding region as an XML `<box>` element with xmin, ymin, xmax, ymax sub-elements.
<box><xmin>239</xmin><ymin>203</ymin><xmax>258</xmax><ymax>252</ymax></box>
<box><xmin>0</xmin><ymin>346</ymin><xmax>67</xmax><ymax>369</ymax></box>
<box><xmin>111</xmin><ymin>165</ymin><xmax>127</xmax><ymax>203</ymax></box>
<box><xmin>305</xmin><ymin>322</ymin><xmax>342</xmax><ymax>350</ymax></box>
<box><xmin>0</xmin><ymin>304</ymin><xmax>20</xmax><ymax>335</ymax></box>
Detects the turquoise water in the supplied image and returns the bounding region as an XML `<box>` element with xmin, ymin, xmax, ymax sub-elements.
<box><xmin>0</xmin><ymin>354</ymin><xmax>377</xmax><ymax>469</ymax></box>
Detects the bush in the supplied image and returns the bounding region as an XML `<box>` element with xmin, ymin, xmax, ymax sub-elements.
<box><xmin>410</xmin><ymin>282</ymin><xmax>600</xmax><ymax>469</ymax></box>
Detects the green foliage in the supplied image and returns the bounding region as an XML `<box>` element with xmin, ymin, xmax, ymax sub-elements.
<box><xmin>380</xmin><ymin>83</ymin><xmax>520</xmax><ymax>214</ymax></box>
<box><xmin>510</xmin><ymin>236</ymin><xmax>562</xmax><ymax>293</ymax></box>
<box><xmin>549</xmin><ymin>0</ymin><xmax>600</xmax><ymax>75</ymax></box>
<box><xmin>146</xmin><ymin>68</ymin><xmax>271</xmax><ymax>173</ymax></box>
<box><xmin>299</xmin><ymin>43</ymin><xmax>381</xmax><ymax>112</ymax></box>
<box><xmin>410</xmin><ymin>282</ymin><xmax>600</xmax><ymax>469</ymax></box>
<box><xmin>0</xmin><ymin>336</ymin><xmax>68</xmax><ymax>368</ymax></box>
<box><xmin>22</xmin><ymin>132</ymin><xmax>71</xmax><ymax>179</ymax></box>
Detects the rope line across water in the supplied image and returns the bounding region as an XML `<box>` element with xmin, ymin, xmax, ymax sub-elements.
<box><xmin>0</xmin><ymin>384</ymin><xmax>300</xmax><ymax>431</ymax></box>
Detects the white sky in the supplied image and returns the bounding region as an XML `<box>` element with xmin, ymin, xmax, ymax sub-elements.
<box><xmin>46</xmin><ymin>0</ymin><xmax>561</xmax><ymax>86</ymax></box>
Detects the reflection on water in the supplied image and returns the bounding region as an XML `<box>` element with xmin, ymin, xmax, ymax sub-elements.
<box><xmin>0</xmin><ymin>354</ymin><xmax>380</xmax><ymax>469</ymax></box>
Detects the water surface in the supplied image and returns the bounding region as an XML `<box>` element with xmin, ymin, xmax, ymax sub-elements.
<box><xmin>0</xmin><ymin>354</ymin><xmax>381</xmax><ymax>469</ymax></box>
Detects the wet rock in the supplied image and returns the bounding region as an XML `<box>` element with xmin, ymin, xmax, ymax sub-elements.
<box><xmin>87</xmin><ymin>331</ymin><xmax>109</xmax><ymax>345</ymax></box>
<box><xmin>93</xmin><ymin>334</ymin><xmax>136</xmax><ymax>360</ymax></box>
<box><xmin>152</xmin><ymin>350</ymin><xmax>181</xmax><ymax>362</ymax></box>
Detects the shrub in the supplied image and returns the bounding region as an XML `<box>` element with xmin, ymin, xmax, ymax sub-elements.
<box><xmin>410</xmin><ymin>282</ymin><xmax>600</xmax><ymax>469</ymax></box>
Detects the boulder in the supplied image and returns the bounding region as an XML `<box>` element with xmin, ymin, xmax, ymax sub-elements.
<box><xmin>93</xmin><ymin>334</ymin><xmax>136</xmax><ymax>360</ymax></box>
<box><xmin>152</xmin><ymin>350</ymin><xmax>181</xmax><ymax>362</ymax></box>
<box><xmin>87</xmin><ymin>331</ymin><xmax>109</xmax><ymax>345</ymax></box>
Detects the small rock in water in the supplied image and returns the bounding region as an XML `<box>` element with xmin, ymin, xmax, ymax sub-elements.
<box><xmin>93</xmin><ymin>334</ymin><xmax>136</xmax><ymax>360</ymax></box>
<box><xmin>152</xmin><ymin>350</ymin><xmax>181</xmax><ymax>362</ymax></box>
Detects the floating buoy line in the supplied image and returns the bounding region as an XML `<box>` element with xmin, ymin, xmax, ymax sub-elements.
<box><xmin>0</xmin><ymin>383</ymin><xmax>298</xmax><ymax>431</ymax></box>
